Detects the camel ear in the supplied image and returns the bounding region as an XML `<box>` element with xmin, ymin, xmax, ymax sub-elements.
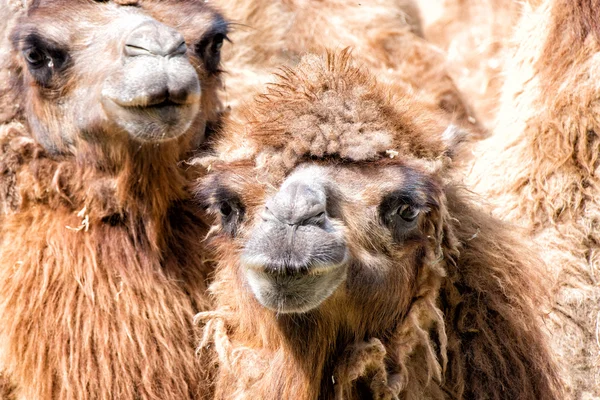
<box><xmin>441</xmin><ymin>124</ymin><xmax>472</xmax><ymax>163</ymax></box>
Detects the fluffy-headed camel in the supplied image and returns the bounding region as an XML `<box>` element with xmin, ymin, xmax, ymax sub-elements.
<box><xmin>195</xmin><ymin>51</ymin><xmax>563</xmax><ymax>400</ymax></box>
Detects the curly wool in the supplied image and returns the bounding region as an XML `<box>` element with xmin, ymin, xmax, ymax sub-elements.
<box><xmin>197</xmin><ymin>263</ymin><xmax>447</xmax><ymax>400</ymax></box>
<box><xmin>209</xmin><ymin>51</ymin><xmax>453</xmax><ymax>181</ymax></box>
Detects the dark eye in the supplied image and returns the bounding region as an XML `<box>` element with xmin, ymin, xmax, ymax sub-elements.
<box><xmin>197</xmin><ymin>180</ymin><xmax>245</xmax><ymax>236</ymax></box>
<box><xmin>211</xmin><ymin>33</ymin><xmax>225</xmax><ymax>54</ymax></box>
<box><xmin>20</xmin><ymin>35</ymin><xmax>69</xmax><ymax>88</ymax></box>
<box><xmin>379</xmin><ymin>192</ymin><xmax>423</xmax><ymax>243</ymax></box>
<box><xmin>219</xmin><ymin>201</ymin><xmax>233</xmax><ymax>217</ymax></box>
<box><xmin>195</xmin><ymin>32</ymin><xmax>228</xmax><ymax>74</ymax></box>
<box><xmin>215</xmin><ymin>196</ymin><xmax>244</xmax><ymax>236</ymax></box>
<box><xmin>23</xmin><ymin>47</ymin><xmax>46</xmax><ymax>69</ymax></box>
<box><xmin>396</xmin><ymin>204</ymin><xmax>419</xmax><ymax>222</ymax></box>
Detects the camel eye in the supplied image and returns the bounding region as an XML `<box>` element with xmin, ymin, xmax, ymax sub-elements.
<box><xmin>215</xmin><ymin>196</ymin><xmax>245</xmax><ymax>236</ymax></box>
<box><xmin>23</xmin><ymin>47</ymin><xmax>46</xmax><ymax>69</ymax></box>
<box><xmin>211</xmin><ymin>33</ymin><xmax>225</xmax><ymax>54</ymax></box>
<box><xmin>20</xmin><ymin>35</ymin><xmax>69</xmax><ymax>87</ymax></box>
<box><xmin>195</xmin><ymin>32</ymin><xmax>228</xmax><ymax>74</ymax></box>
<box><xmin>379</xmin><ymin>191</ymin><xmax>423</xmax><ymax>242</ymax></box>
<box><xmin>396</xmin><ymin>204</ymin><xmax>419</xmax><ymax>222</ymax></box>
<box><xmin>219</xmin><ymin>201</ymin><xmax>233</xmax><ymax>217</ymax></box>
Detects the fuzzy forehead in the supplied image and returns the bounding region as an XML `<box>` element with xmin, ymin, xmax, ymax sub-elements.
<box><xmin>22</xmin><ymin>0</ymin><xmax>225</xmax><ymax>29</ymax></box>
<box><xmin>12</xmin><ymin>0</ymin><xmax>227</xmax><ymax>64</ymax></box>
<box><xmin>213</xmin><ymin>52</ymin><xmax>452</xmax><ymax>178</ymax></box>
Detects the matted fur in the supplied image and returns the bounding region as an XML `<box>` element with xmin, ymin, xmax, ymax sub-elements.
<box><xmin>195</xmin><ymin>52</ymin><xmax>563</xmax><ymax>399</ymax></box>
<box><xmin>466</xmin><ymin>0</ymin><xmax>600</xmax><ymax>397</ymax></box>
<box><xmin>0</xmin><ymin>1</ymin><xmax>227</xmax><ymax>398</ymax></box>
<box><xmin>211</xmin><ymin>0</ymin><xmax>487</xmax><ymax>141</ymax></box>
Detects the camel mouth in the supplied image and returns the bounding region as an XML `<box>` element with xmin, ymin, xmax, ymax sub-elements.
<box><xmin>101</xmin><ymin>53</ymin><xmax>202</xmax><ymax>142</ymax></box>
<box><xmin>243</xmin><ymin>259</ymin><xmax>348</xmax><ymax>314</ymax></box>
<box><xmin>108</xmin><ymin>88</ymin><xmax>201</xmax><ymax>109</ymax></box>
<box><xmin>144</xmin><ymin>99</ymin><xmax>183</xmax><ymax>108</ymax></box>
<box><xmin>117</xmin><ymin>98</ymin><xmax>182</xmax><ymax>109</ymax></box>
<box><xmin>101</xmin><ymin>96</ymin><xmax>200</xmax><ymax>142</ymax></box>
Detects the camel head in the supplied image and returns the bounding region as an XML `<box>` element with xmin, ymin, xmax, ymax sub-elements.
<box><xmin>198</xmin><ymin>52</ymin><xmax>462</xmax><ymax>329</ymax></box>
<box><xmin>6</xmin><ymin>0</ymin><xmax>228</xmax><ymax>154</ymax></box>
<box><xmin>239</xmin><ymin>162</ymin><xmax>443</xmax><ymax>317</ymax></box>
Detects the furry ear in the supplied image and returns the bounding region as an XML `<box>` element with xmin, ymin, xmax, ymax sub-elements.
<box><xmin>441</xmin><ymin>124</ymin><xmax>469</xmax><ymax>159</ymax></box>
<box><xmin>440</xmin><ymin>123</ymin><xmax>477</xmax><ymax>166</ymax></box>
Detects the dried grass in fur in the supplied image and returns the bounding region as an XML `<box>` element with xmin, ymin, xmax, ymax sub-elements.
<box><xmin>467</xmin><ymin>0</ymin><xmax>600</xmax><ymax>397</ymax></box>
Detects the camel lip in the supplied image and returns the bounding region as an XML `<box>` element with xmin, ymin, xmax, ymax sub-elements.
<box><xmin>241</xmin><ymin>258</ymin><xmax>346</xmax><ymax>278</ymax></box>
<box><xmin>101</xmin><ymin>96</ymin><xmax>199</xmax><ymax>142</ymax></box>
<box><xmin>144</xmin><ymin>99</ymin><xmax>182</xmax><ymax>108</ymax></box>
<box><xmin>244</xmin><ymin>263</ymin><xmax>348</xmax><ymax>314</ymax></box>
<box><xmin>241</xmin><ymin>248</ymin><xmax>350</xmax><ymax>277</ymax></box>
<box><xmin>102</xmin><ymin>96</ymin><xmax>184</xmax><ymax>121</ymax></box>
<box><xmin>122</xmin><ymin>98</ymin><xmax>182</xmax><ymax>109</ymax></box>
<box><xmin>106</xmin><ymin>92</ymin><xmax>198</xmax><ymax>109</ymax></box>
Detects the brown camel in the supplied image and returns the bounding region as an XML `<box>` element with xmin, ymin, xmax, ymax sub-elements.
<box><xmin>0</xmin><ymin>0</ymin><xmax>229</xmax><ymax>398</ymax></box>
<box><xmin>194</xmin><ymin>51</ymin><xmax>564</xmax><ymax>400</ymax></box>
<box><xmin>466</xmin><ymin>0</ymin><xmax>600</xmax><ymax>397</ymax></box>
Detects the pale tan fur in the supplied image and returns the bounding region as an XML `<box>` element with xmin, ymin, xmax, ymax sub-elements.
<box><xmin>467</xmin><ymin>0</ymin><xmax>600</xmax><ymax>397</ymax></box>
<box><xmin>211</xmin><ymin>0</ymin><xmax>487</xmax><ymax>140</ymax></box>
<box><xmin>419</xmin><ymin>0</ymin><xmax>523</xmax><ymax>127</ymax></box>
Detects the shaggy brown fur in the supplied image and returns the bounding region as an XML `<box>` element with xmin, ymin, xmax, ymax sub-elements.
<box><xmin>419</xmin><ymin>0</ymin><xmax>523</xmax><ymax>127</ymax></box>
<box><xmin>467</xmin><ymin>0</ymin><xmax>600</xmax><ymax>397</ymax></box>
<box><xmin>0</xmin><ymin>1</ymin><xmax>228</xmax><ymax>398</ymax></box>
<box><xmin>194</xmin><ymin>51</ymin><xmax>563</xmax><ymax>399</ymax></box>
<box><xmin>0</xmin><ymin>123</ymin><xmax>211</xmax><ymax>400</ymax></box>
<box><xmin>211</xmin><ymin>0</ymin><xmax>487</xmax><ymax>140</ymax></box>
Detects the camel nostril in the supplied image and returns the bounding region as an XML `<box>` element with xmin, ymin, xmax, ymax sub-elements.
<box><xmin>267</xmin><ymin>180</ymin><xmax>328</xmax><ymax>226</ymax></box>
<box><xmin>299</xmin><ymin>210</ymin><xmax>327</xmax><ymax>226</ymax></box>
<box><xmin>125</xmin><ymin>21</ymin><xmax>187</xmax><ymax>58</ymax></box>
